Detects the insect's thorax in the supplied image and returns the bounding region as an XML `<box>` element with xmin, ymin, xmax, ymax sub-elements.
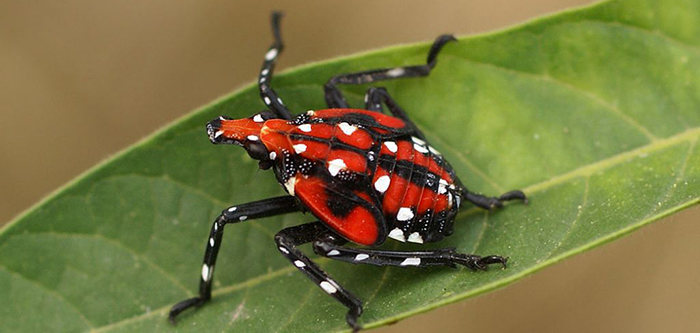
<box><xmin>260</xmin><ymin>109</ymin><xmax>462</xmax><ymax>245</ymax></box>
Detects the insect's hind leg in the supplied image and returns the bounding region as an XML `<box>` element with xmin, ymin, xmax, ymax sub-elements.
<box><xmin>313</xmin><ymin>232</ymin><xmax>507</xmax><ymax>271</ymax></box>
<box><xmin>275</xmin><ymin>222</ymin><xmax>364</xmax><ymax>332</ymax></box>
<box><xmin>324</xmin><ymin>34</ymin><xmax>456</xmax><ymax>108</ymax></box>
<box><xmin>461</xmin><ymin>189</ymin><xmax>528</xmax><ymax>210</ymax></box>
<box><xmin>169</xmin><ymin>196</ymin><xmax>300</xmax><ymax>322</ymax></box>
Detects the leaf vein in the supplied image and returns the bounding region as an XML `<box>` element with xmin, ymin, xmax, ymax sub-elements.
<box><xmin>28</xmin><ymin>232</ymin><xmax>192</xmax><ymax>296</ymax></box>
<box><xmin>444</xmin><ymin>54</ymin><xmax>659</xmax><ymax>142</ymax></box>
<box><xmin>0</xmin><ymin>264</ymin><xmax>94</xmax><ymax>329</ymax></box>
<box><xmin>544</xmin><ymin>176</ymin><xmax>590</xmax><ymax>259</ymax></box>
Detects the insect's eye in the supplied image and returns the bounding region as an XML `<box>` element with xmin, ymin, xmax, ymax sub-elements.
<box><xmin>245</xmin><ymin>141</ymin><xmax>270</xmax><ymax>160</ymax></box>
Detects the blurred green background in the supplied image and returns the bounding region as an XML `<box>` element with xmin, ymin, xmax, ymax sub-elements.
<box><xmin>1</xmin><ymin>1</ymin><xmax>698</xmax><ymax>332</ymax></box>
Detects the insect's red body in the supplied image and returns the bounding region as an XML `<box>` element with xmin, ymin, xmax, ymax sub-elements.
<box><xmin>214</xmin><ymin>108</ymin><xmax>461</xmax><ymax>246</ymax></box>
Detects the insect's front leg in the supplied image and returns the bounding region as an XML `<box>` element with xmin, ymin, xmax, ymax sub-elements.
<box><xmin>275</xmin><ymin>222</ymin><xmax>364</xmax><ymax>332</ymax></box>
<box><xmin>324</xmin><ymin>34</ymin><xmax>456</xmax><ymax>108</ymax></box>
<box><xmin>169</xmin><ymin>195</ymin><xmax>300</xmax><ymax>322</ymax></box>
<box><xmin>257</xmin><ymin>12</ymin><xmax>293</xmax><ymax>120</ymax></box>
<box><xmin>363</xmin><ymin>86</ymin><xmax>428</xmax><ymax>141</ymax></box>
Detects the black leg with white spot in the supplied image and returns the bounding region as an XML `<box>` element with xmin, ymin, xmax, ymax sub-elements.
<box><xmin>258</xmin><ymin>11</ymin><xmax>292</xmax><ymax>120</ymax></box>
<box><xmin>364</xmin><ymin>86</ymin><xmax>427</xmax><ymax>141</ymax></box>
<box><xmin>169</xmin><ymin>195</ymin><xmax>300</xmax><ymax>322</ymax></box>
<box><xmin>324</xmin><ymin>34</ymin><xmax>456</xmax><ymax>109</ymax></box>
<box><xmin>312</xmin><ymin>232</ymin><xmax>507</xmax><ymax>271</ymax></box>
<box><xmin>274</xmin><ymin>222</ymin><xmax>364</xmax><ymax>332</ymax></box>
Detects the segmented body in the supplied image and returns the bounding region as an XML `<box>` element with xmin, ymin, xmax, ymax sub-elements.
<box><xmin>257</xmin><ymin>109</ymin><xmax>462</xmax><ymax>246</ymax></box>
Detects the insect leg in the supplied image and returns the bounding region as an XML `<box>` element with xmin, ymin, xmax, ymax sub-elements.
<box><xmin>169</xmin><ymin>195</ymin><xmax>300</xmax><ymax>322</ymax></box>
<box><xmin>461</xmin><ymin>189</ymin><xmax>528</xmax><ymax>210</ymax></box>
<box><xmin>364</xmin><ymin>86</ymin><xmax>427</xmax><ymax>141</ymax></box>
<box><xmin>258</xmin><ymin>12</ymin><xmax>293</xmax><ymax>120</ymax></box>
<box><xmin>324</xmin><ymin>34</ymin><xmax>456</xmax><ymax>108</ymax></box>
<box><xmin>313</xmin><ymin>232</ymin><xmax>506</xmax><ymax>271</ymax></box>
<box><xmin>275</xmin><ymin>222</ymin><xmax>364</xmax><ymax>332</ymax></box>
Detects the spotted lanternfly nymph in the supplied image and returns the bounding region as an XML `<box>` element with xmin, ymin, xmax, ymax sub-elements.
<box><xmin>169</xmin><ymin>12</ymin><xmax>527</xmax><ymax>332</ymax></box>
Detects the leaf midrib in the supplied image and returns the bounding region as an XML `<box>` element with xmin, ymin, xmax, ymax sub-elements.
<box><xmin>86</xmin><ymin>126</ymin><xmax>699</xmax><ymax>333</ymax></box>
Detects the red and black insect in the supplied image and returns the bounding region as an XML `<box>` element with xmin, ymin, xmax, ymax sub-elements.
<box><xmin>169</xmin><ymin>12</ymin><xmax>526</xmax><ymax>332</ymax></box>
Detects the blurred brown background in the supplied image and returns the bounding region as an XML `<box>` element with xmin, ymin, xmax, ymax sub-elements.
<box><xmin>1</xmin><ymin>1</ymin><xmax>698</xmax><ymax>332</ymax></box>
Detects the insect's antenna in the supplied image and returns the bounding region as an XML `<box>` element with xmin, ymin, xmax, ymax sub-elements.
<box><xmin>258</xmin><ymin>11</ymin><xmax>293</xmax><ymax>120</ymax></box>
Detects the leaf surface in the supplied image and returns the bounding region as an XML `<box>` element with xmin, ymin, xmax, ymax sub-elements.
<box><xmin>1</xmin><ymin>0</ymin><xmax>699</xmax><ymax>331</ymax></box>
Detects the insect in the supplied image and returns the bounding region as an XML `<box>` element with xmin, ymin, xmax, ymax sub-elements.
<box><xmin>169</xmin><ymin>12</ymin><xmax>526</xmax><ymax>332</ymax></box>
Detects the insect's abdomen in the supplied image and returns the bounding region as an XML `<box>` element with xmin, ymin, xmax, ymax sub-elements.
<box><xmin>261</xmin><ymin>109</ymin><xmax>460</xmax><ymax>246</ymax></box>
<box><xmin>372</xmin><ymin>137</ymin><xmax>460</xmax><ymax>244</ymax></box>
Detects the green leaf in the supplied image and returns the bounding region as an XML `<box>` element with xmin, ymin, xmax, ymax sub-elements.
<box><xmin>2</xmin><ymin>0</ymin><xmax>699</xmax><ymax>331</ymax></box>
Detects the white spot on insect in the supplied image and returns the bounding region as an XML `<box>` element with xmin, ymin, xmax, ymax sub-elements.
<box><xmin>428</xmin><ymin>145</ymin><xmax>442</xmax><ymax>155</ymax></box>
<box><xmin>265</xmin><ymin>48</ymin><xmax>278</xmax><ymax>61</ymax></box>
<box><xmin>214</xmin><ymin>223</ymin><xmax>218</xmax><ymax>231</ymax></box>
<box><xmin>448</xmin><ymin>192</ymin><xmax>454</xmax><ymax>207</ymax></box>
<box><xmin>294</xmin><ymin>260</ymin><xmax>306</xmax><ymax>268</ymax></box>
<box><xmin>259</xmin><ymin>77</ymin><xmax>266</xmax><ymax>83</ymax></box>
<box><xmin>293</xmin><ymin>144</ymin><xmax>307</xmax><ymax>154</ymax></box>
<box><xmin>219</xmin><ymin>116</ymin><xmax>226</xmax><ymax>121</ymax></box>
<box><xmin>414</xmin><ymin>143</ymin><xmax>429</xmax><ymax>154</ymax></box>
<box><xmin>387</xmin><ymin>68</ymin><xmax>405</xmax><ymax>77</ymax></box>
<box><xmin>228</xmin><ymin>206</ymin><xmax>237</xmax><ymax>212</ymax></box>
<box><xmin>306</xmin><ymin>110</ymin><xmax>315</xmax><ymax>116</ymax></box>
<box><xmin>354</xmin><ymin>254</ymin><xmax>369</xmax><ymax>261</ymax></box>
<box><xmin>411</xmin><ymin>136</ymin><xmax>426</xmax><ymax>145</ymax></box>
<box><xmin>400</xmin><ymin>258</ymin><xmax>421</xmax><ymax>266</ymax></box>
<box><xmin>327</xmin><ymin>159</ymin><xmax>347</xmax><ymax>176</ymax></box>
<box><xmin>269</xmin><ymin>151</ymin><xmax>277</xmax><ymax>160</ymax></box>
<box><xmin>261</xmin><ymin>68</ymin><xmax>269</xmax><ymax>76</ymax></box>
<box><xmin>279</xmin><ymin>247</ymin><xmax>289</xmax><ymax>254</ymax></box>
<box><xmin>201</xmin><ymin>264</ymin><xmax>214</xmax><ymax>281</ymax></box>
<box><xmin>214</xmin><ymin>130</ymin><xmax>224</xmax><ymax>138</ymax></box>
<box><xmin>264</xmin><ymin>96</ymin><xmax>272</xmax><ymax>105</ymax></box>
<box><xmin>374</xmin><ymin>175</ymin><xmax>391</xmax><ymax>193</ymax></box>
<box><xmin>397</xmin><ymin>207</ymin><xmax>414</xmax><ymax>221</ymax></box>
<box><xmin>327</xmin><ymin>250</ymin><xmax>340</xmax><ymax>256</ymax></box>
<box><xmin>239</xmin><ymin>216</ymin><xmax>247</xmax><ymax>221</ymax></box>
<box><xmin>412</xmin><ymin>137</ymin><xmax>429</xmax><ymax>153</ymax></box>
<box><xmin>209</xmin><ymin>238</ymin><xmax>215</xmax><ymax>247</ymax></box>
<box><xmin>247</xmin><ymin>135</ymin><xmax>259</xmax><ymax>141</ymax></box>
<box><xmin>364</xmin><ymin>94</ymin><xmax>369</xmax><ymax>103</ymax></box>
<box><xmin>253</xmin><ymin>114</ymin><xmax>264</xmax><ymax>123</ymax></box>
<box><xmin>388</xmin><ymin>228</ymin><xmax>406</xmax><ymax>242</ymax></box>
<box><xmin>384</xmin><ymin>141</ymin><xmax>398</xmax><ymax>153</ymax></box>
<box><xmin>285</xmin><ymin>175</ymin><xmax>298</xmax><ymax>195</ymax></box>
<box><xmin>438</xmin><ymin>179</ymin><xmax>448</xmax><ymax>194</ymax></box>
<box><xmin>338</xmin><ymin>122</ymin><xmax>357</xmax><ymax>135</ymax></box>
<box><xmin>320</xmin><ymin>281</ymin><xmax>337</xmax><ymax>294</ymax></box>
<box><xmin>407</xmin><ymin>232</ymin><xmax>424</xmax><ymax>244</ymax></box>
<box><xmin>277</xmin><ymin>97</ymin><xmax>284</xmax><ymax>105</ymax></box>
<box><xmin>298</xmin><ymin>124</ymin><xmax>312</xmax><ymax>132</ymax></box>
